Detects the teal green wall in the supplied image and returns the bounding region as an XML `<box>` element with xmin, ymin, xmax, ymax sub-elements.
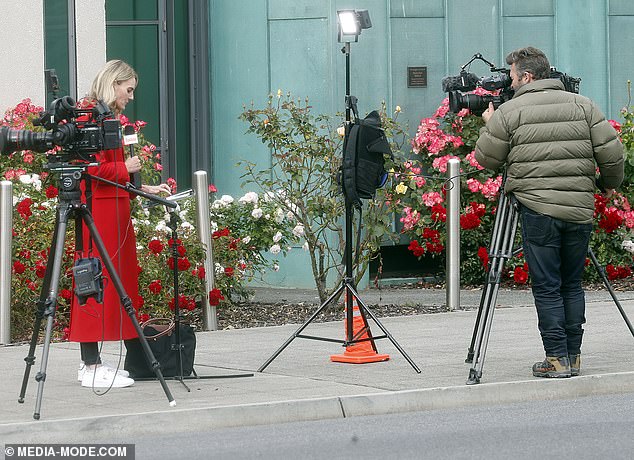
<box><xmin>210</xmin><ymin>0</ymin><xmax>634</xmax><ymax>288</ymax></box>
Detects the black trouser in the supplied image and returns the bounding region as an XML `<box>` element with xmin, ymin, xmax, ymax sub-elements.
<box><xmin>80</xmin><ymin>339</ymin><xmax>143</xmax><ymax>365</ymax></box>
<box><xmin>520</xmin><ymin>206</ymin><xmax>592</xmax><ymax>357</ymax></box>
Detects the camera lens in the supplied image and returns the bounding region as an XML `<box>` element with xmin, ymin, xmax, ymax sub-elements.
<box><xmin>0</xmin><ymin>126</ymin><xmax>54</xmax><ymax>155</ymax></box>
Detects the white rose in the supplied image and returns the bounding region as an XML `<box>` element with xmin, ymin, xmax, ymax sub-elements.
<box><xmin>19</xmin><ymin>174</ymin><xmax>32</xmax><ymax>184</ymax></box>
<box><xmin>220</xmin><ymin>194</ymin><xmax>234</xmax><ymax>204</ymax></box>
<box><xmin>275</xmin><ymin>208</ymin><xmax>285</xmax><ymax>223</ymax></box>
<box><xmin>242</xmin><ymin>236</ymin><xmax>252</xmax><ymax>244</ymax></box>
<box><xmin>269</xmin><ymin>244</ymin><xmax>281</xmax><ymax>254</ymax></box>
<box><xmin>251</xmin><ymin>208</ymin><xmax>263</xmax><ymax>219</ymax></box>
<box><xmin>273</xmin><ymin>231</ymin><xmax>283</xmax><ymax>243</ymax></box>
<box><xmin>292</xmin><ymin>224</ymin><xmax>304</xmax><ymax>237</ymax></box>
<box><xmin>239</xmin><ymin>191</ymin><xmax>259</xmax><ymax>204</ymax></box>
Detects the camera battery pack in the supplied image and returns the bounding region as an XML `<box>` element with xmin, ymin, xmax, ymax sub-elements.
<box><xmin>72</xmin><ymin>257</ymin><xmax>104</xmax><ymax>304</ymax></box>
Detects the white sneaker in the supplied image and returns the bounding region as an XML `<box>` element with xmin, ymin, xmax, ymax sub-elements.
<box><xmin>81</xmin><ymin>365</ymin><xmax>135</xmax><ymax>388</ymax></box>
<box><xmin>78</xmin><ymin>361</ymin><xmax>129</xmax><ymax>381</ymax></box>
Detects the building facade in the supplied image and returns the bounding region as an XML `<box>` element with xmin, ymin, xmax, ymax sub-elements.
<box><xmin>3</xmin><ymin>0</ymin><xmax>633</xmax><ymax>288</ymax></box>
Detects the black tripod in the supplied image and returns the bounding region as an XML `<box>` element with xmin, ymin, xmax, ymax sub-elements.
<box><xmin>18</xmin><ymin>166</ymin><xmax>176</xmax><ymax>419</ymax></box>
<box><xmin>466</xmin><ymin>184</ymin><xmax>634</xmax><ymax>385</ymax></box>
<box><xmin>258</xmin><ymin>41</ymin><xmax>420</xmax><ymax>374</ymax></box>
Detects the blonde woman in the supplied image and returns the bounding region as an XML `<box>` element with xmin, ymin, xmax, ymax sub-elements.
<box><xmin>69</xmin><ymin>60</ymin><xmax>170</xmax><ymax>388</ymax></box>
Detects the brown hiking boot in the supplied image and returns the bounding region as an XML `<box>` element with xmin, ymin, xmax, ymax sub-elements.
<box><xmin>532</xmin><ymin>356</ymin><xmax>571</xmax><ymax>378</ymax></box>
<box><xmin>569</xmin><ymin>354</ymin><xmax>581</xmax><ymax>376</ymax></box>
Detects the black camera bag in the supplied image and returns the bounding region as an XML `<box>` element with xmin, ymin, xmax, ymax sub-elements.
<box><xmin>341</xmin><ymin>110</ymin><xmax>392</xmax><ymax>208</ymax></box>
<box><xmin>124</xmin><ymin>319</ymin><xmax>196</xmax><ymax>378</ymax></box>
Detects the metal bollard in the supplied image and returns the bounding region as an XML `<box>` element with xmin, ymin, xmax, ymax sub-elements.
<box><xmin>446</xmin><ymin>159</ymin><xmax>461</xmax><ymax>310</ymax></box>
<box><xmin>193</xmin><ymin>171</ymin><xmax>218</xmax><ymax>331</ymax></box>
<box><xmin>0</xmin><ymin>181</ymin><xmax>13</xmax><ymax>344</ymax></box>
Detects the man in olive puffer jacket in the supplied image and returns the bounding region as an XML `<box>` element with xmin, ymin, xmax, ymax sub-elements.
<box><xmin>475</xmin><ymin>46</ymin><xmax>624</xmax><ymax>379</ymax></box>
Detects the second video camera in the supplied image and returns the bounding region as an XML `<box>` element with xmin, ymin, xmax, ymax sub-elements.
<box><xmin>442</xmin><ymin>53</ymin><xmax>581</xmax><ymax>115</ymax></box>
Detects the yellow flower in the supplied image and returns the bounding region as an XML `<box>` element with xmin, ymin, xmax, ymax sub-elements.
<box><xmin>395</xmin><ymin>182</ymin><xmax>407</xmax><ymax>194</ymax></box>
<box><xmin>277</xmin><ymin>89</ymin><xmax>283</xmax><ymax>97</ymax></box>
<box><xmin>395</xmin><ymin>105</ymin><xmax>402</xmax><ymax>113</ymax></box>
<box><xmin>337</xmin><ymin>126</ymin><xmax>345</xmax><ymax>137</ymax></box>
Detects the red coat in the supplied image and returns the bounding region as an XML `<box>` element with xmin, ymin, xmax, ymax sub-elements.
<box><xmin>68</xmin><ymin>136</ymin><xmax>140</xmax><ymax>342</ymax></box>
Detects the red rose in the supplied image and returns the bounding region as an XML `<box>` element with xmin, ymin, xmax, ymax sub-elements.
<box><xmin>209</xmin><ymin>288</ymin><xmax>225</xmax><ymax>306</ymax></box>
<box><xmin>148</xmin><ymin>280</ymin><xmax>162</xmax><ymax>294</ymax></box>
<box><xmin>598</xmin><ymin>209</ymin><xmax>624</xmax><ymax>233</ymax></box>
<box><xmin>35</xmin><ymin>263</ymin><xmax>46</xmax><ymax>279</ymax></box>
<box><xmin>212</xmin><ymin>227</ymin><xmax>230</xmax><ymax>239</ymax></box>
<box><xmin>430</xmin><ymin>204</ymin><xmax>446</xmax><ymax>222</ymax></box>
<box><xmin>208</xmin><ymin>184</ymin><xmax>217</xmax><ymax>193</ymax></box>
<box><xmin>148</xmin><ymin>239</ymin><xmax>164</xmax><ymax>254</ymax></box>
<box><xmin>45</xmin><ymin>185</ymin><xmax>58</xmax><ymax>198</ymax></box>
<box><xmin>422</xmin><ymin>228</ymin><xmax>440</xmax><ymax>241</ymax></box>
<box><xmin>425</xmin><ymin>242</ymin><xmax>444</xmax><ymax>254</ymax></box>
<box><xmin>177</xmin><ymin>245</ymin><xmax>186</xmax><ymax>257</ymax></box>
<box><xmin>168</xmin><ymin>238</ymin><xmax>182</xmax><ymax>247</ymax></box>
<box><xmin>17</xmin><ymin>198</ymin><xmax>33</xmax><ymax>220</ymax></box>
<box><xmin>59</xmin><ymin>289</ymin><xmax>72</xmax><ymax>301</ymax></box>
<box><xmin>178</xmin><ymin>257</ymin><xmax>191</xmax><ymax>271</ymax></box>
<box><xmin>407</xmin><ymin>240</ymin><xmax>425</xmax><ymax>257</ymax></box>
<box><xmin>477</xmin><ymin>247</ymin><xmax>489</xmax><ymax>269</ymax></box>
<box><xmin>224</xmin><ymin>266</ymin><xmax>234</xmax><ymax>277</ymax></box>
<box><xmin>13</xmin><ymin>260</ymin><xmax>26</xmax><ymax>274</ymax></box>
<box><xmin>513</xmin><ymin>267</ymin><xmax>529</xmax><ymax>284</ymax></box>
<box><xmin>169</xmin><ymin>294</ymin><xmax>194</xmax><ymax>311</ymax></box>
<box><xmin>460</xmin><ymin>212</ymin><xmax>481</xmax><ymax>230</ymax></box>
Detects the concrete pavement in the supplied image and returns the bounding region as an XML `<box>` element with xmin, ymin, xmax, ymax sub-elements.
<box><xmin>2</xmin><ymin>287</ymin><xmax>634</xmax><ymax>443</ymax></box>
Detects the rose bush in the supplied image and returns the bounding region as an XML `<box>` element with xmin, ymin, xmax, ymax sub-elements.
<box><xmin>390</xmin><ymin>92</ymin><xmax>634</xmax><ymax>286</ymax></box>
<box><xmin>2</xmin><ymin>99</ymin><xmax>298</xmax><ymax>342</ymax></box>
<box><xmin>239</xmin><ymin>92</ymin><xmax>405</xmax><ymax>302</ymax></box>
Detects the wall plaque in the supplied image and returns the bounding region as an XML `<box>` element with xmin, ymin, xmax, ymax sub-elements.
<box><xmin>407</xmin><ymin>66</ymin><xmax>427</xmax><ymax>88</ymax></box>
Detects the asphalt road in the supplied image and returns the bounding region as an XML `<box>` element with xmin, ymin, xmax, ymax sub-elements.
<box><xmin>109</xmin><ymin>392</ymin><xmax>634</xmax><ymax>460</ymax></box>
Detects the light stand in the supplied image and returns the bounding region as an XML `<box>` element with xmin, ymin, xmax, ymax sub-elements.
<box><xmin>258</xmin><ymin>11</ymin><xmax>420</xmax><ymax>373</ymax></box>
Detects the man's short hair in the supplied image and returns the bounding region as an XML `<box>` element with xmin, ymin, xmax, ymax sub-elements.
<box><xmin>505</xmin><ymin>47</ymin><xmax>550</xmax><ymax>80</ymax></box>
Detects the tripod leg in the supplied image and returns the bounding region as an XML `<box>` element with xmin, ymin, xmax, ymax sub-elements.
<box><xmin>32</xmin><ymin>205</ymin><xmax>73</xmax><ymax>419</ymax></box>
<box><xmin>348</xmin><ymin>284</ymin><xmax>421</xmax><ymax>373</ymax></box>
<box><xmin>19</xmin><ymin>217</ymin><xmax>63</xmax><ymax>404</ymax></box>
<box><xmin>467</xmin><ymin>192</ymin><xmax>509</xmax><ymax>362</ymax></box>
<box><xmin>467</xmin><ymin>196</ymin><xmax>519</xmax><ymax>385</ymax></box>
<box><xmin>79</xmin><ymin>207</ymin><xmax>176</xmax><ymax>406</ymax></box>
<box><xmin>258</xmin><ymin>284</ymin><xmax>345</xmax><ymax>372</ymax></box>
<box><xmin>588</xmin><ymin>248</ymin><xmax>634</xmax><ymax>338</ymax></box>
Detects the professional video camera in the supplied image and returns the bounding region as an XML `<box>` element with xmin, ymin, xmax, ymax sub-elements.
<box><xmin>442</xmin><ymin>53</ymin><xmax>581</xmax><ymax>115</ymax></box>
<box><xmin>0</xmin><ymin>95</ymin><xmax>121</xmax><ymax>164</ymax></box>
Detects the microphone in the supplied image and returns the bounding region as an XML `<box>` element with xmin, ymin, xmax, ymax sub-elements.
<box><xmin>123</xmin><ymin>124</ymin><xmax>141</xmax><ymax>188</ymax></box>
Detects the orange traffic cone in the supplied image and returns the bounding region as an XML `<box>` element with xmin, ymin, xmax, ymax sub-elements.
<box><xmin>330</xmin><ymin>295</ymin><xmax>390</xmax><ymax>364</ymax></box>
